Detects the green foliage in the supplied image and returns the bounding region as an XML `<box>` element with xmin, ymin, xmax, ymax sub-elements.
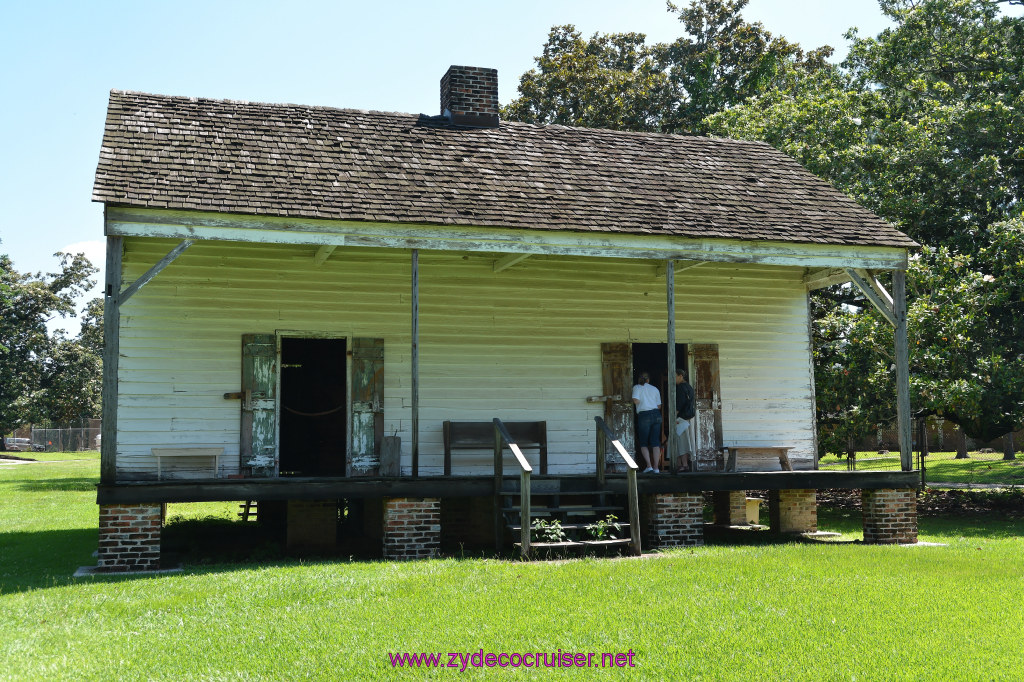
<box><xmin>37</xmin><ymin>332</ymin><xmax>103</xmax><ymax>426</ymax></box>
<box><xmin>584</xmin><ymin>514</ymin><xmax>621</xmax><ymax>540</ymax></box>
<box><xmin>503</xmin><ymin>25</ymin><xmax>673</xmax><ymax>131</ymax></box>
<box><xmin>703</xmin><ymin>0</ymin><xmax>1024</xmax><ymax>451</ymax></box>
<box><xmin>503</xmin><ymin>0</ymin><xmax>832</xmax><ymax>134</ymax></box>
<box><xmin>0</xmin><ymin>251</ymin><xmax>97</xmax><ymax>439</ymax></box>
<box><xmin>530</xmin><ymin>517</ymin><xmax>568</xmax><ymax>543</ymax></box>
<box><xmin>77</xmin><ymin>297</ymin><xmax>104</xmax><ymax>357</ymax></box>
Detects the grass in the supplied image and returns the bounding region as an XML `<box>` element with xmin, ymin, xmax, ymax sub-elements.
<box><xmin>820</xmin><ymin>450</ymin><xmax>1024</xmax><ymax>486</ymax></box>
<box><xmin>3</xmin><ymin>454</ymin><xmax>1024</xmax><ymax>680</ymax></box>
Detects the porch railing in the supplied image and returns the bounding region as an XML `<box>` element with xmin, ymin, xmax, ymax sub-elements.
<box><xmin>594</xmin><ymin>416</ymin><xmax>642</xmax><ymax>556</ymax></box>
<box><xmin>493</xmin><ymin>417</ymin><xmax>533</xmax><ymax>558</ymax></box>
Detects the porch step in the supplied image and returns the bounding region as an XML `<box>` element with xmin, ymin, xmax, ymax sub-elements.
<box><xmin>514</xmin><ymin>538</ymin><xmax>633</xmax><ymax>556</ymax></box>
<box><xmin>499</xmin><ymin>489</ymin><xmax>613</xmax><ymax>496</ymax></box>
<box><xmin>508</xmin><ymin>523</ymin><xmax>600</xmax><ymax>532</ymax></box>
<box><xmin>500</xmin><ymin>477</ymin><xmax>631</xmax><ymax>553</ymax></box>
<box><xmin>238</xmin><ymin>500</ymin><xmax>257</xmax><ymax>521</ymax></box>
<box><xmin>504</xmin><ymin>505</ymin><xmax>620</xmax><ymax>515</ymax></box>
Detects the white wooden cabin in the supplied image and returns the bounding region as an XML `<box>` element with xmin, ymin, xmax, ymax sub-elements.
<box><xmin>90</xmin><ymin>66</ymin><xmax>921</xmax><ymax>568</ymax></box>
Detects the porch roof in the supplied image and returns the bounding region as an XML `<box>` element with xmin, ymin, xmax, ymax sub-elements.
<box><xmin>93</xmin><ymin>90</ymin><xmax>916</xmax><ymax>251</ymax></box>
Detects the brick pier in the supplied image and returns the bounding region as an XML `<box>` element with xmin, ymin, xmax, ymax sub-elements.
<box><xmin>97</xmin><ymin>503</ymin><xmax>162</xmax><ymax>571</ymax></box>
<box><xmin>713</xmin><ymin>490</ymin><xmax>747</xmax><ymax>526</ymax></box>
<box><xmin>862</xmin><ymin>488</ymin><xmax>918</xmax><ymax>544</ymax></box>
<box><xmin>383</xmin><ymin>497</ymin><xmax>441</xmax><ymax>560</ymax></box>
<box><xmin>768</xmin><ymin>489</ymin><xmax>817</xmax><ymax>534</ymax></box>
<box><xmin>644</xmin><ymin>493</ymin><xmax>704</xmax><ymax>547</ymax></box>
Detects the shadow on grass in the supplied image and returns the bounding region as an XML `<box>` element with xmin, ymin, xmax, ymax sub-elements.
<box><xmin>918</xmin><ymin>515</ymin><xmax>1024</xmax><ymax>540</ymax></box>
<box><xmin>0</xmin><ymin>528</ymin><xmax>99</xmax><ymax>593</ymax></box>
<box><xmin>16</xmin><ymin>477</ymin><xmax>98</xmax><ymax>493</ymax></box>
<box><xmin>701</xmin><ymin>523</ymin><xmax>861</xmax><ymax>547</ymax></box>
<box><xmin>6</xmin><ymin>503</ymin><xmax>1022</xmax><ymax>593</ymax></box>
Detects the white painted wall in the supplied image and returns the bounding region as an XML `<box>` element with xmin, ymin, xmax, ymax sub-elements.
<box><xmin>114</xmin><ymin>237</ymin><xmax>817</xmax><ymax>479</ymax></box>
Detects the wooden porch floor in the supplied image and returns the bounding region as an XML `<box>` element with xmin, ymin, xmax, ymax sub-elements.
<box><xmin>97</xmin><ymin>470</ymin><xmax>921</xmax><ymax>505</ymax></box>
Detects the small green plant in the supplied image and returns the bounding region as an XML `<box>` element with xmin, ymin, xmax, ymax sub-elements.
<box><xmin>585</xmin><ymin>514</ymin><xmax>622</xmax><ymax>540</ymax></box>
<box><xmin>531</xmin><ymin>518</ymin><xmax>568</xmax><ymax>543</ymax></box>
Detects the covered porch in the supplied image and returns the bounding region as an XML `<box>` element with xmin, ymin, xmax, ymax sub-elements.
<box><xmin>95</xmin><ymin>209</ymin><xmax>918</xmax><ymax>569</ymax></box>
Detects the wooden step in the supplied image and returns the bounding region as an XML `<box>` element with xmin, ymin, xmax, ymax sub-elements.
<box><xmin>504</xmin><ymin>504</ymin><xmax>621</xmax><ymax>514</ymax></box>
<box><xmin>238</xmin><ymin>500</ymin><xmax>257</xmax><ymax>521</ymax></box>
<box><xmin>514</xmin><ymin>538</ymin><xmax>633</xmax><ymax>555</ymax></box>
<box><xmin>508</xmin><ymin>523</ymin><xmax>612</xmax><ymax>532</ymax></box>
<box><xmin>499</xmin><ymin>489</ymin><xmax>615</xmax><ymax>496</ymax></box>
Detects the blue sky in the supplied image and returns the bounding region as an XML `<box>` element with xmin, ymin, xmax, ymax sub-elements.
<box><xmin>0</xmin><ymin>0</ymin><xmax>980</xmax><ymax>333</ymax></box>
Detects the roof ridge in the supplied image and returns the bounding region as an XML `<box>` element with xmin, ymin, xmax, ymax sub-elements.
<box><xmin>107</xmin><ymin>90</ymin><xmax>774</xmax><ymax>147</ymax></box>
<box><xmin>108</xmin><ymin>89</ymin><xmax>427</xmax><ymax>120</ymax></box>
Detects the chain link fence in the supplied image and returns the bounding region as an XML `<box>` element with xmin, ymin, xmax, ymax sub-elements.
<box><xmin>31</xmin><ymin>426</ymin><xmax>101</xmax><ymax>452</ymax></box>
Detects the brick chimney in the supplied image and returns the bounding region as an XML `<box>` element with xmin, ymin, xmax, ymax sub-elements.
<box><xmin>440</xmin><ymin>65</ymin><xmax>499</xmax><ymax>128</ymax></box>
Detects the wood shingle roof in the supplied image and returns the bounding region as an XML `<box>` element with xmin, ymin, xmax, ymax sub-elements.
<box><xmin>93</xmin><ymin>90</ymin><xmax>916</xmax><ymax>248</ymax></box>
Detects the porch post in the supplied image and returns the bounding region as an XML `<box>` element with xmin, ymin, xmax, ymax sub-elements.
<box><xmin>100</xmin><ymin>233</ymin><xmax>122</xmax><ymax>485</ymax></box>
<box><xmin>411</xmin><ymin>249</ymin><xmax>420</xmax><ymax>477</ymax></box>
<box><xmin>665</xmin><ymin>260</ymin><xmax>677</xmax><ymax>473</ymax></box>
<box><xmin>893</xmin><ymin>269</ymin><xmax>912</xmax><ymax>471</ymax></box>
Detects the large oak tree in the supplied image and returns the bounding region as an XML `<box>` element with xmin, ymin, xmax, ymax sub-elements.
<box><xmin>0</xmin><ymin>251</ymin><xmax>98</xmax><ymax>447</ymax></box>
<box><xmin>507</xmin><ymin>0</ymin><xmax>1024</xmax><ymax>456</ymax></box>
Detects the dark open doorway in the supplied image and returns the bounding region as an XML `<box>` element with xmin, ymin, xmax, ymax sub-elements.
<box><xmin>631</xmin><ymin>343</ymin><xmax>688</xmax><ymax>450</ymax></box>
<box><xmin>631</xmin><ymin>343</ymin><xmax>688</xmax><ymax>403</ymax></box>
<box><xmin>279</xmin><ymin>337</ymin><xmax>347</xmax><ymax>477</ymax></box>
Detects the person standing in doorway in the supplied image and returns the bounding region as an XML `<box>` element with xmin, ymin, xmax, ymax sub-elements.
<box><xmin>632</xmin><ymin>371</ymin><xmax>663</xmax><ymax>473</ymax></box>
<box><xmin>674</xmin><ymin>369</ymin><xmax>696</xmax><ymax>471</ymax></box>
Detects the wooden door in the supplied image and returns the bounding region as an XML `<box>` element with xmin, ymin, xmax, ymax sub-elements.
<box><xmin>601</xmin><ymin>342</ymin><xmax>635</xmax><ymax>461</ymax></box>
<box><xmin>350</xmin><ymin>337</ymin><xmax>384</xmax><ymax>476</ymax></box>
<box><xmin>691</xmin><ymin>343</ymin><xmax>723</xmax><ymax>471</ymax></box>
<box><xmin>241</xmin><ymin>333</ymin><xmax>277</xmax><ymax>477</ymax></box>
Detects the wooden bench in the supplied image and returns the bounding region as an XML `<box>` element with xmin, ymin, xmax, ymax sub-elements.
<box><xmin>152</xmin><ymin>447</ymin><xmax>224</xmax><ymax>480</ymax></box>
<box><xmin>723</xmin><ymin>446</ymin><xmax>794</xmax><ymax>472</ymax></box>
<box><xmin>443</xmin><ymin>421</ymin><xmax>547</xmax><ymax>475</ymax></box>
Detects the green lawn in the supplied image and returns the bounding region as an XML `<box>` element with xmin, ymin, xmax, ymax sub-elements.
<box><xmin>2</xmin><ymin>454</ymin><xmax>1024</xmax><ymax>680</ymax></box>
<box><xmin>820</xmin><ymin>450</ymin><xmax>1024</xmax><ymax>486</ymax></box>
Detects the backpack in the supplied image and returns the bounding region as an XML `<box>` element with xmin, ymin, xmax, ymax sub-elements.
<box><xmin>679</xmin><ymin>384</ymin><xmax>696</xmax><ymax>420</ymax></box>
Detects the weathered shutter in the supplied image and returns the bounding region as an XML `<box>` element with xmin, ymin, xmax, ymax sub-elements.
<box><xmin>691</xmin><ymin>344</ymin><xmax>723</xmax><ymax>471</ymax></box>
<box><xmin>601</xmin><ymin>342</ymin><xmax>635</xmax><ymax>461</ymax></box>
<box><xmin>241</xmin><ymin>333</ymin><xmax>277</xmax><ymax>477</ymax></box>
<box><xmin>350</xmin><ymin>337</ymin><xmax>384</xmax><ymax>476</ymax></box>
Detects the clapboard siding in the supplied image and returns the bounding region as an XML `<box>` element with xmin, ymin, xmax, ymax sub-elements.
<box><xmin>113</xmin><ymin>238</ymin><xmax>818</xmax><ymax>478</ymax></box>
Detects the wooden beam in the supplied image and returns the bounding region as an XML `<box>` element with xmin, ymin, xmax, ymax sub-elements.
<box><xmin>656</xmin><ymin>260</ymin><xmax>708</xmax><ymax>278</ymax></box>
<box><xmin>411</xmin><ymin>249</ymin><xmax>420</xmax><ymax>478</ymax></box>
<box><xmin>95</xmin><ymin>469</ymin><xmax>922</xmax><ymax>505</ymax></box>
<box><xmin>804</xmin><ymin>267</ymin><xmax>850</xmax><ymax>290</ymax></box>
<box><xmin>846</xmin><ymin>268</ymin><xmax>897</xmax><ymax>327</ymax></box>
<box><xmin>105</xmin><ymin>207</ymin><xmax>911</xmax><ymax>271</ymax></box>
<box><xmin>859</xmin><ymin>269</ymin><xmax>894</xmax><ymax>308</ymax></box>
<box><xmin>100</xmin><ymin>233</ymin><xmax>122</xmax><ymax>485</ymax></box>
<box><xmin>665</xmin><ymin>260</ymin><xmax>677</xmax><ymax>473</ymax></box>
<box><xmin>626</xmin><ymin>470</ymin><xmax>922</xmax><ymax>493</ymax></box>
<box><xmin>893</xmin><ymin>269</ymin><xmax>913</xmax><ymax>471</ymax></box>
<box><xmin>119</xmin><ymin>239</ymin><xmax>193</xmax><ymax>304</ymax></box>
<box><xmin>493</xmin><ymin>253</ymin><xmax>531</xmax><ymax>273</ymax></box>
<box><xmin>313</xmin><ymin>244</ymin><xmax>337</xmax><ymax>266</ymax></box>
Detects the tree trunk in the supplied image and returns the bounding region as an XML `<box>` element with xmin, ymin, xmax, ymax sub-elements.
<box><xmin>954</xmin><ymin>427</ymin><xmax>969</xmax><ymax>459</ymax></box>
<box><xmin>1003</xmin><ymin>432</ymin><xmax>1016</xmax><ymax>461</ymax></box>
